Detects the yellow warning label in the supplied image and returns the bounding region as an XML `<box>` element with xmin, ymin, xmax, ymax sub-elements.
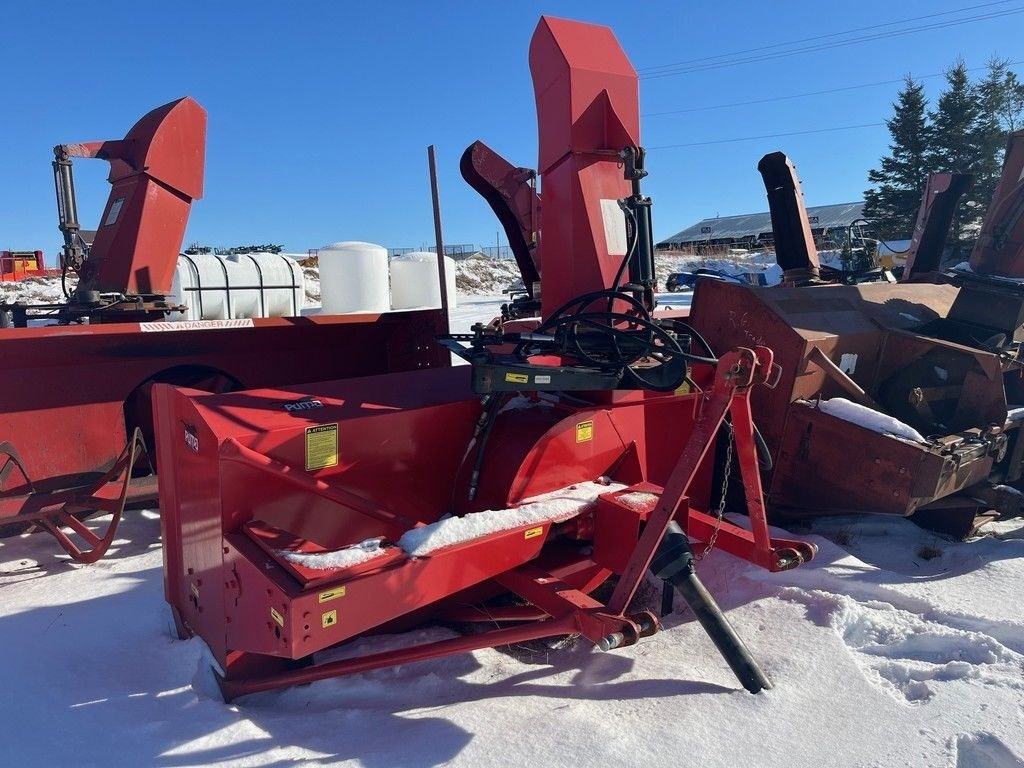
<box><xmin>505</xmin><ymin>372</ymin><xmax>529</xmax><ymax>384</ymax></box>
<box><xmin>305</xmin><ymin>423</ymin><xmax>339</xmax><ymax>471</ymax></box>
<box><xmin>318</xmin><ymin>586</ymin><xmax>347</xmax><ymax>603</ymax></box>
<box><xmin>524</xmin><ymin>526</ymin><xmax>544</xmax><ymax>540</ymax></box>
<box><xmin>575</xmin><ymin>420</ymin><xmax>594</xmax><ymax>443</ymax></box>
<box><xmin>321</xmin><ymin>609</ymin><xmax>338</xmax><ymax>628</ymax></box>
<box><xmin>270</xmin><ymin>607</ymin><xmax>284</xmax><ymax>627</ymax></box>
<box><xmin>190</xmin><ymin>583</ymin><xmax>200</xmax><ymax>600</ymax></box>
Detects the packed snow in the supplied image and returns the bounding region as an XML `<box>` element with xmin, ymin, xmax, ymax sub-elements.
<box><xmin>615</xmin><ymin>491</ymin><xmax>661</xmax><ymax>511</ymax></box>
<box><xmin>278</xmin><ymin>538</ymin><xmax>388</xmax><ymax>571</ymax></box>
<box><xmin>2</xmin><ymin>264</ymin><xmax>1024</xmax><ymax>768</ymax></box>
<box><xmin>399</xmin><ymin>480</ymin><xmax>625</xmax><ymax>557</ymax></box>
<box><xmin>814</xmin><ymin>397</ymin><xmax>927</xmax><ymax>443</ymax></box>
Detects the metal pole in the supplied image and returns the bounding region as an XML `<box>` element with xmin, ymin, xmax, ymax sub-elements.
<box><xmin>428</xmin><ymin>145</ymin><xmax>450</xmax><ymax>331</ymax></box>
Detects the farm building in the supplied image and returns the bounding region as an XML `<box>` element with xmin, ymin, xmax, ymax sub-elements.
<box><xmin>657</xmin><ymin>201</ymin><xmax>867</xmax><ymax>252</ymax></box>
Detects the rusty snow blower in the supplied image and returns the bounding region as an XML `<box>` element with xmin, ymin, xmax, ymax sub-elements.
<box><xmin>689</xmin><ymin>135</ymin><xmax>1024</xmax><ymax>538</ymax></box>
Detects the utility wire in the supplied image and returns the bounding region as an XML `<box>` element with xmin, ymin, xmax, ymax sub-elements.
<box><xmin>640</xmin><ymin>7</ymin><xmax>1024</xmax><ymax>79</ymax></box>
<box><xmin>638</xmin><ymin>0</ymin><xmax>1017</xmax><ymax>74</ymax></box>
<box><xmin>647</xmin><ymin>122</ymin><xmax>886</xmax><ymax>151</ymax></box>
<box><xmin>642</xmin><ymin>59</ymin><xmax>1024</xmax><ymax>117</ymax></box>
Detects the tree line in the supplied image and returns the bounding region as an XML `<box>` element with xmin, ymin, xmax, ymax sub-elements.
<box><xmin>864</xmin><ymin>58</ymin><xmax>1024</xmax><ymax>255</ymax></box>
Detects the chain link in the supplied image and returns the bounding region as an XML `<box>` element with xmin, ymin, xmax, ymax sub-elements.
<box><xmin>697</xmin><ymin>423</ymin><xmax>733</xmax><ymax>560</ymax></box>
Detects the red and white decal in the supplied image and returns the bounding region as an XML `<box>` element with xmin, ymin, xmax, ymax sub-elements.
<box><xmin>139</xmin><ymin>319</ymin><xmax>256</xmax><ymax>332</ymax></box>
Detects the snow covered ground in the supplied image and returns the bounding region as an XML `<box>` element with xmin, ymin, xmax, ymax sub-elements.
<box><xmin>4</xmin><ymin>504</ymin><xmax>1023</xmax><ymax>766</ymax></box>
<box><xmin>2</xmin><ymin>278</ymin><xmax>1023</xmax><ymax>768</ymax></box>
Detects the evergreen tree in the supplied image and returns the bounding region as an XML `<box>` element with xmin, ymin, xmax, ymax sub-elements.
<box><xmin>927</xmin><ymin>61</ymin><xmax>985</xmax><ymax>252</ymax></box>
<box><xmin>974</xmin><ymin>57</ymin><xmax>1024</xmax><ymax>206</ymax></box>
<box><xmin>863</xmin><ymin>77</ymin><xmax>929</xmax><ymax>239</ymax></box>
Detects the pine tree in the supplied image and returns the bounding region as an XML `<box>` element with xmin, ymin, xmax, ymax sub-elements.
<box><xmin>974</xmin><ymin>57</ymin><xmax>1024</xmax><ymax>206</ymax></box>
<box><xmin>863</xmin><ymin>77</ymin><xmax>929</xmax><ymax>239</ymax></box>
<box><xmin>927</xmin><ymin>61</ymin><xmax>986</xmax><ymax>253</ymax></box>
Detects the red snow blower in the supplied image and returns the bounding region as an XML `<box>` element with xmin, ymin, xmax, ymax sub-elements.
<box><xmin>0</xmin><ymin>98</ymin><xmax>449</xmax><ymax>563</ymax></box>
<box><xmin>156</xmin><ymin>16</ymin><xmax>816</xmax><ymax>701</ymax></box>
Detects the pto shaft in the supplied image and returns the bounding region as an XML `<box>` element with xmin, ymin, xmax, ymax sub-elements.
<box><xmin>651</xmin><ymin>521</ymin><xmax>772</xmax><ymax>693</ymax></box>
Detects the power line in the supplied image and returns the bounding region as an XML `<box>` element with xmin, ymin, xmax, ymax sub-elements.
<box><xmin>638</xmin><ymin>0</ymin><xmax>1016</xmax><ymax>74</ymax></box>
<box><xmin>642</xmin><ymin>59</ymin><xmax>1024</xmax><ymax>117</ymax></box>
<box><xmin>647</xmin><ymin>122</ymin><xmax>885</xmax><ymax>151</ymax></box>
<box><xmin>640</xmin><ymin>7</ymin><xmax>1024</xmax><ymax>79</ymax></box>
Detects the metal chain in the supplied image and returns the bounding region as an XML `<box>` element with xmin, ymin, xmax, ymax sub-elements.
<box><xmin>698</xmin><ymin>423</ymin><xmax>733</xmax><ymax>560</ymax></box>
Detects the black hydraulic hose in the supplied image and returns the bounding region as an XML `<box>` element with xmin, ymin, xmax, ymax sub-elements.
<box><xmin>467</xmin><ymin>395</ymin><xmax>503</xmax><ymax>501</ymax></box>
<box><xmin>752</xmin><ymin>426</ymin><xmax>773</xmax><ymax>471</ymax></box>
<box><xmin>611</xmin><ymin>205</ymin><xmax>639</xmax><ymax>293</ymax></box>
<box><xmin>658</xmin><ymin>317</ymin><xmax>773</xmax><ymax>468</ymax></box>
<box><xmin>650</xmin><ymin>521</ymin><xmax>772</xmax><ymax>694</ymax></box>
<box><xmin>658</xmin><ymin>317</ymin><xmax>718</xmax><ymax>364</ymax></box>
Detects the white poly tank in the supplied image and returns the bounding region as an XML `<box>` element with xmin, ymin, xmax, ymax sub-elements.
<box><xmin>168</xmin><ymin>252</ymin><xmax>304</xmax><ymax>322</ymax></box>
<box><xmin>389</xmin><ymin>251</ymin><xmax>457</xmax><ymax>310</ymax></box>
<box><xmin>318</xmin><ymin>241</ymin><xmax>390</xmax><ymax>314</ymax></box>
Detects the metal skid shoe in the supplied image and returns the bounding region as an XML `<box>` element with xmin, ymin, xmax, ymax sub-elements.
<box><xmin>0</xmin><ymin>428</ymin><xmax>152</xmax><ymax>563</ymax></box>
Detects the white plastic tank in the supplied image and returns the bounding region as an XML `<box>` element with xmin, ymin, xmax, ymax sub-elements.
<box><xmin>168</xmin><ymin>252</ymin><xmax>304</xmax><ymax>322</ymax></box>
<box><xmin>389</xmin><ymin>251</ymin><xmax>457</xmax><ymax>310</ymax></box>
<box><xmin>318</xmin><ymin>241</ymin><xmax>390</xmax><ymax>314</ymax></box>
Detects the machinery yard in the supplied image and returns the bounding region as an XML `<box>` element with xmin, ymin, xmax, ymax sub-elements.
<box><xmin>4</xmin><ymin>4</ymin><xmax>1024</xmax><ymax>767</ymax></box>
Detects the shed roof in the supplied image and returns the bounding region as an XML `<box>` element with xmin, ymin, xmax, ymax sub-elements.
<box><xmin>658</xmin><ymin>202</ymin><xmax>866</xmax><ymax>246</ymax></box>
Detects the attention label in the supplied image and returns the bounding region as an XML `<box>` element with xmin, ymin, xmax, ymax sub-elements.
<box><xmin>305</xmin><ymin>423</ymin><xmax>339</xmax><ymax>471</ymax></box>
<box><xmin>524</xmin><ymin>526</ymin><xmax>544</xmax><ymax>539</ymax></box>
<box><xmin>270</xmin><ymin>607</ymin><xmax>284</xmax><ymax>627</ymax></box>
<box><xmin>318</xmin><ymin>587</ymin><xmax>346</xmax><ymax>603</ymax></box>
<box><xmin>575</xmin><ymin>420</ymin><xmax>594</xmax><ymax>443</ymax></box>
<box><xmin>505</xmin><ymin>372</ymin><xmax>529</xmax><ymax>384</ymax></box>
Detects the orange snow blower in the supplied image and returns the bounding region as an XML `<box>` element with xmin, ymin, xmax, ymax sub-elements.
<box><xmin>156</xmin><ymin>16</ymin><xmax>815</xmax><ymax>702</ymax></box>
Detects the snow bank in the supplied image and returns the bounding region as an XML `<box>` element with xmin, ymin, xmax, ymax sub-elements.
<box><xmin>454</xmin><ymin>254</ymin><xmax>522</xmax><ymax>295</ymax></box>
<box><xmin>0</xmin><ymin>275</ymin><xmax>68</xmax><ymax>305</ymax></box>
<box><xmin>399</xmin><ymin>480</ymin><xmax>624</xmax><ymax>556</ymax></box>
<box><xmin>814</xmin><ymin>397</ymin><xmax>926</xmax><ymax>443</ymax></box>
<box><xmin>278</xmin><ymin>537</ymin><xmax>387</xmax><ymax>571</ymax></box>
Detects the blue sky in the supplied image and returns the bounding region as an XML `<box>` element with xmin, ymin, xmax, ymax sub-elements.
<box><xmin>1</xmin><ymin>1</ymin><xmax>1021</xmax><ymax>255</ymax></box>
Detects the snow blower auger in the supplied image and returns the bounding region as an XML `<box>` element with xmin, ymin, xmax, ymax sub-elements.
<box><xmin>0</xmin><ymin>100</ymin><xmax>449</xmax><ymax>562</ymax></box>
<box><xmin>689</xmin><ymin>137</ymin><xmax>1024</xmax><ymax>537</ymax></box>
<box><xmin>155</xmin><ymin>16</ymin><xmax>815</xmax><ymax>702</ymax></box>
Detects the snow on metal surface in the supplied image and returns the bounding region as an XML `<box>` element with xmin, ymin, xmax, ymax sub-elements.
<box><xmin>278</xmin><ymin>537</ymin><xmax>387</xmax><ymax>571</ymax></box>
<box><xmin>814</xmin><ymin>397</ymin><xmax>926</xmax><ymax>443</ymax></box>
<box><xmin>399</xmin><ymin>480</ymin><xmax>625</xmax><ymax>557</ymax></box>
